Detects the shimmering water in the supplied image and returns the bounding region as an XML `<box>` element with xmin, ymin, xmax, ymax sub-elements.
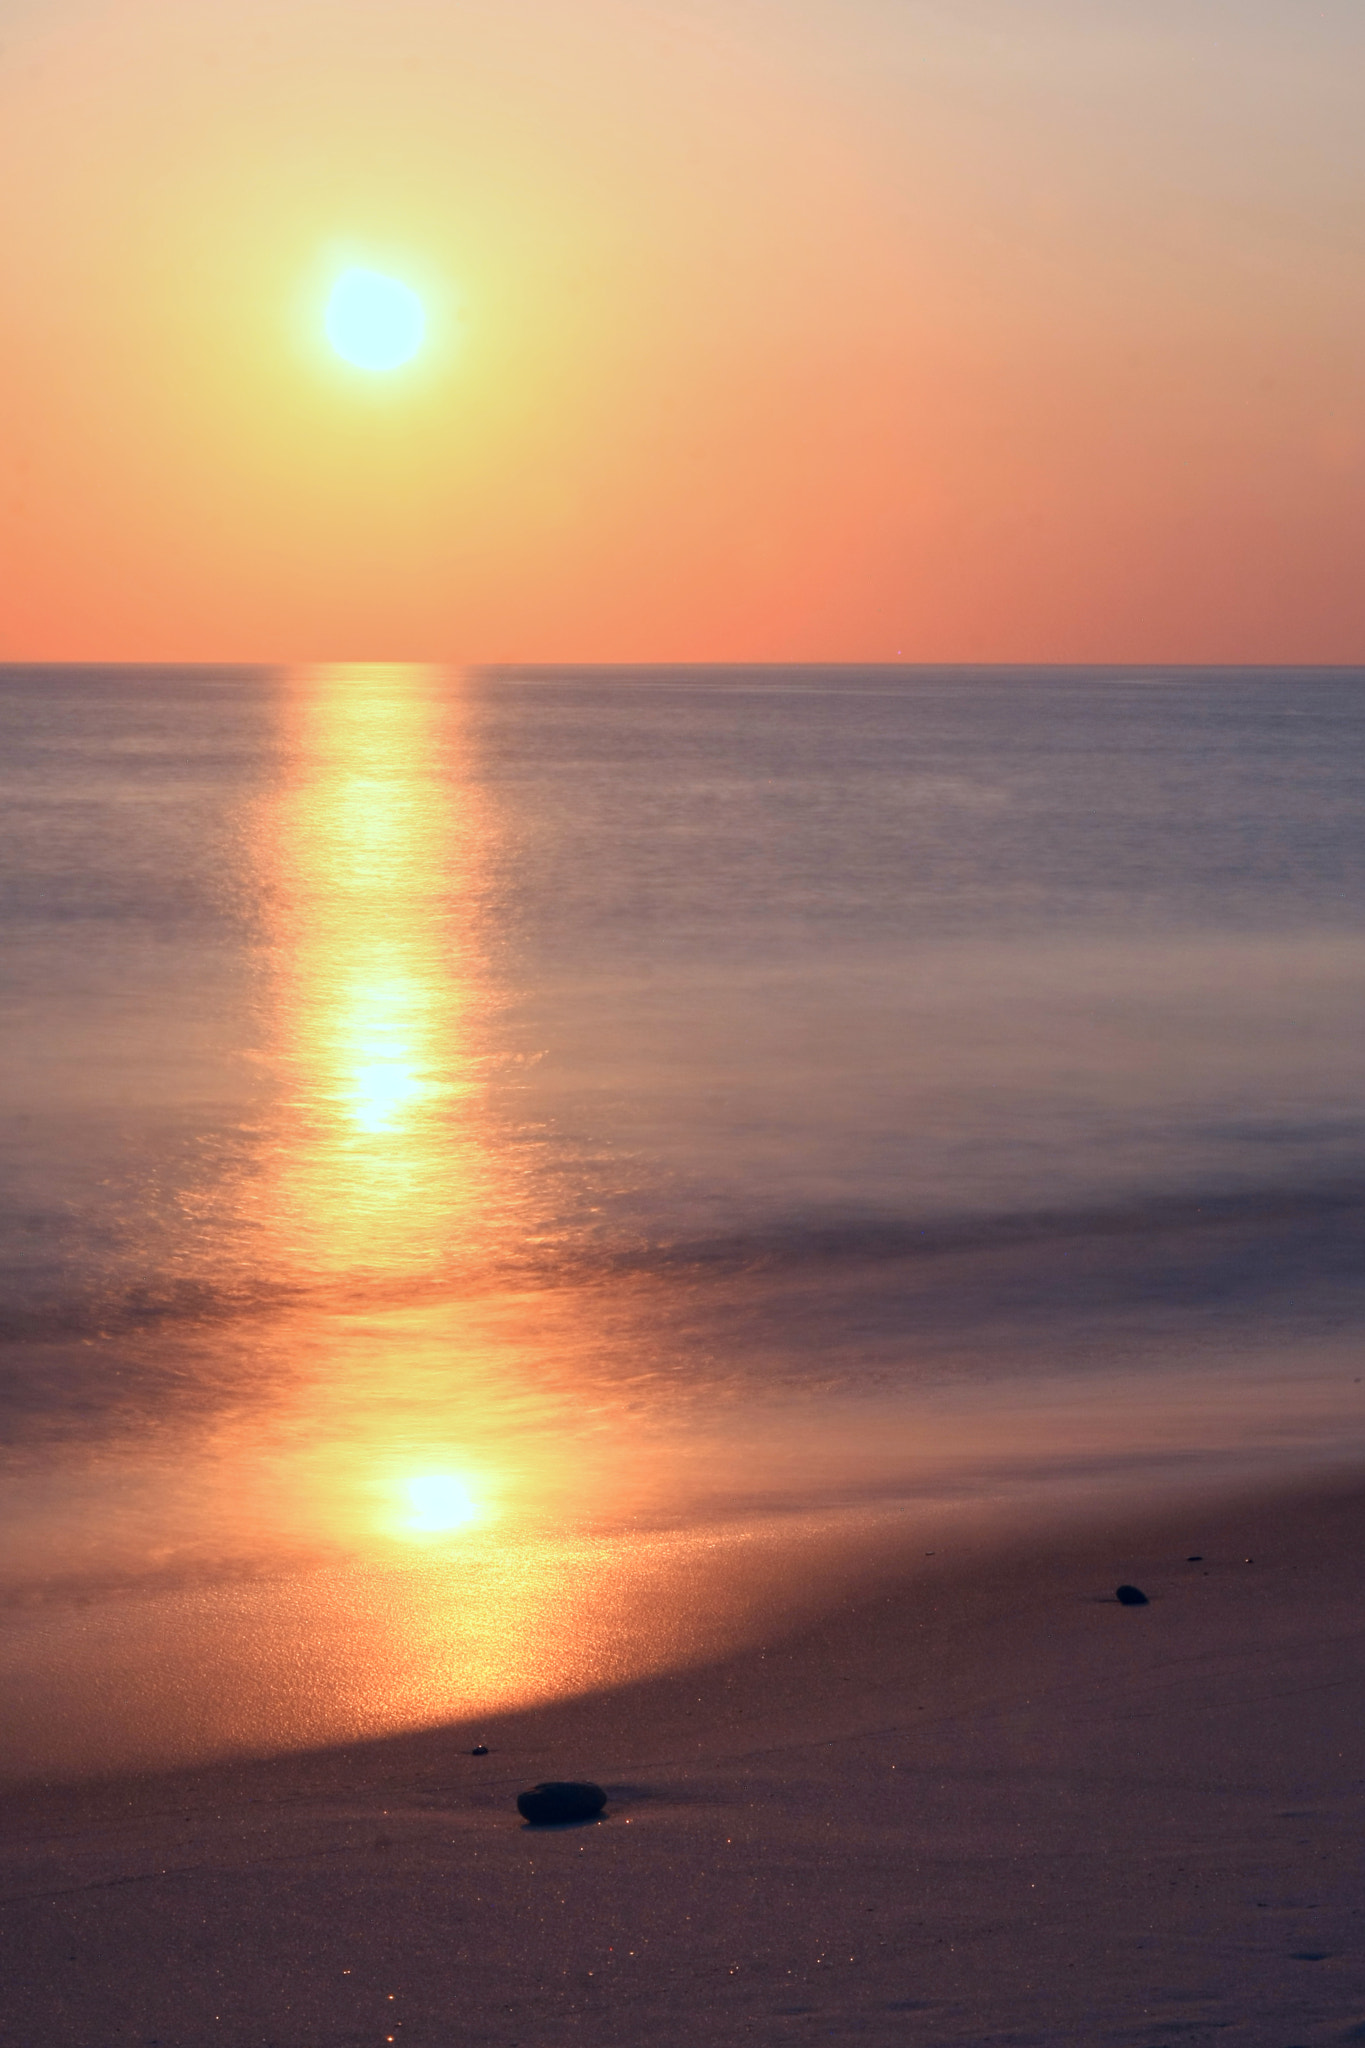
<box><xmin>4</xmin><ymin>664</ymin><xmax>1365</xmax><ymax>1775</ymax></box>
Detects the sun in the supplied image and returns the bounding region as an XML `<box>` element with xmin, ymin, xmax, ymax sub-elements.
<box><xmin>325</xmin><ymin>267</ymin><xmax>426</xmax><ymax>372</ymax></box>
<box><xmin>401</xmin><ymin>1472</ymin><xmax>480</xmax><ymax>1535</ymax></box>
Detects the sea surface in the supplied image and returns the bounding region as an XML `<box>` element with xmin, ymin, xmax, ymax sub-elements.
<box><xmin>3</xmin><ymin>663</ymin><xmax>1365</xmax><ymax>1776</ymax></box>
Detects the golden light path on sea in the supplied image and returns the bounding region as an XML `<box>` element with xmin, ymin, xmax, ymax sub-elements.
<box><xmin>258</xmin><ymin>664</ymin><xmax>516</xmax><ymax>1554</ymax></box>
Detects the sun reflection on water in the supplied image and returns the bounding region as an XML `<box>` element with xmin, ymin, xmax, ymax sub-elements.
<box><xmin>242</xmin><ymin>666</ymin><xmax>548</xmax><ymax>1578</ymax></box>
<box><xmin>263</xmin><ymin>663</ymin><xmax>497</xmax><ymax>1287</ymax></box>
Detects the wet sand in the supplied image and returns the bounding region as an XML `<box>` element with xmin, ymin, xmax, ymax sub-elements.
<box><xmin>3</xmin><ymin>1476</ymin><xmax>1364</xmax><ymax>2047</ymax></box>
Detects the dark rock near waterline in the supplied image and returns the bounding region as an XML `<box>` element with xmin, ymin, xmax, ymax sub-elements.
<box><xmin>1115</xmin><ymin>1583</ymin><xmax>1149</xmax><ymax>1606</ymax></box>
<box><xmin>516</xmin><ymin>1781</ymin><xmax>608</xmax><ymax>1826</ymax></box>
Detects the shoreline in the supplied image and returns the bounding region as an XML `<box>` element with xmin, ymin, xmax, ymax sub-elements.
<box><xmin>4</xmin><ymin>1469</ymin><xmax>1365</xmax><ymax>2043</ymax></box>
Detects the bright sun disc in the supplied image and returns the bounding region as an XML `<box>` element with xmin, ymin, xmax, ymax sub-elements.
<box><xmin>403</xmin><ymin>1472</ymin><xmax>479</xmax><ymax>1534</ymax></box>
<box><xmin>325</xmin><ymin>268</ymin><xmax>425</xmax><ymax>371</ymax></box>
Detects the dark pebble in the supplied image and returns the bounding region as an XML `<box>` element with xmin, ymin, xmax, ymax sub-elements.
<box><xmin>1115</xmin><ymin>1584</ymin><xmax>1149</xmax><ymax>1606</ymax></box>
<box><xmin>516</xmin><ymin>1781</ymin><xmax>608</xmax><ymax>1826</ymax></box>
<box><xmin>471</xmin><ymin>1745</ymin><xmax>489</xmax><ymax>1756</ymax></box>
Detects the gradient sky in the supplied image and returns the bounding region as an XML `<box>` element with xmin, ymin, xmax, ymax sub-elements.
<box><xmin>2</xmin><ymin>0</ymin><xmax>1363</xmax><ymax>662</ymax></box>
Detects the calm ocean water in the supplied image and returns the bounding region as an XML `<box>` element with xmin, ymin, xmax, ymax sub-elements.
<box><xmin>4</xmin><ymin>663</ymin><xmax>1365</xmax><ymax>1773</ymax></box>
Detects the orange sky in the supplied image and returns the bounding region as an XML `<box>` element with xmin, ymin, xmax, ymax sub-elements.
<box><xmin>2</xmin><ymin>0</ymin><xmax>1363</xmax><ymax>663</ymax></box>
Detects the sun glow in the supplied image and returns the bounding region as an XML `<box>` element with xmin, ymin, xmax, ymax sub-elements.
<box><xmin>401</xmin><ymin>1472</ymin><xmax>482</xmax><ymax>1536</ymax></box>
<box><xmin>325</xmin><ymin>268</ymin><xmax>426</xmax><ymax>371</ymax></box>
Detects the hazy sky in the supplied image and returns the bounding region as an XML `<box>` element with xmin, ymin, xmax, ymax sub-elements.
<box><xmin>2</xmin><ymin>0</ymin><xmax>1362</xmax><ymax>661</ymax></box>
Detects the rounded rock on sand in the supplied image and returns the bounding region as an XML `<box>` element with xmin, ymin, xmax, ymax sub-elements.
<box><xmin>516</xmin><ymin>1781</ymin><xmax>608</xmax><ymax>1826</ymax></box>
<box><xmin>1115</xmin><ymin>1583</ymin><xmax>1149</xmax><ymax>1606</ymax></box>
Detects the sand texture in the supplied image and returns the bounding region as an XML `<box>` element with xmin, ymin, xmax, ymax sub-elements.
<box><xmin>3</xmin><ymin>1479</ymin><xmax>1364</xmax><ymax>2047</ymax></box>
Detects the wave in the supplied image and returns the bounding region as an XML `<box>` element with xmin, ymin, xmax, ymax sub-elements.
<box><xmin>4</xmin><ymin>1174</ymin><xmax>1365</xmax><ymax>1346</ymax></box>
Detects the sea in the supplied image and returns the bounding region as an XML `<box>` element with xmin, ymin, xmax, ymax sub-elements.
<box><xmin>3</xmin><ymin>662</ymin><xmax>1365</xmax><ymax>1777</ymax></box>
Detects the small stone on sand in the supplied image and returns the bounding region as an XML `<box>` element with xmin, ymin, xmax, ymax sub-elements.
<box><xmin>516</xmin><ymin>1781</ymin><xmax>608</xmax><ymax>1826</ymax></box>
<box><xmin>1115</xmin><ymin>1584</ymin><xmax>1149</xmax><ymax>1606</ymax></box>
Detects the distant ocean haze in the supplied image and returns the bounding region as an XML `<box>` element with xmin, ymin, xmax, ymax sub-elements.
<box><xmin>2</xmin><ymin>664</ymin><xmax>1364</xmax><ymax>1777</ymax></box>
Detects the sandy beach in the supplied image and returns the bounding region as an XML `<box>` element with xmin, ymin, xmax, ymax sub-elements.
<box><xmin>3</xmin><ymin>1475</ymin><xmax>1363</xmax><ymax>2047</ymax></box>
